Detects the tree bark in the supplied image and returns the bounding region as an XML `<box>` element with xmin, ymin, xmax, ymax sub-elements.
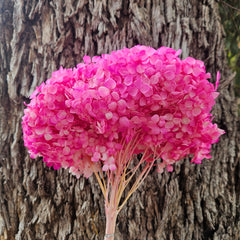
<box><xmin>0</xmin><ymin>0</ymin><xmax>239</xmax><ymax>239</ymax></box>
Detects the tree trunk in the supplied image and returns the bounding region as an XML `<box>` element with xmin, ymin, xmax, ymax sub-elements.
<box><xmin>0</xmin><ymin>0</ymin><xmax>239</xmax><ymax>239</ymax></box>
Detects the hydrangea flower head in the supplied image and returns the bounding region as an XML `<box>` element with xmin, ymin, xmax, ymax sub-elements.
<box><xmin>22</xmin><ymin>45</ymin><xmax>224</xmax><ymax>178</ymax></box>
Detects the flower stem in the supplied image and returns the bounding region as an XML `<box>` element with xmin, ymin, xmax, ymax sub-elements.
<box><xmin>104</xmin><ymin>172</ymin><xmax>120</xmax><ymax>240</ymax></box>
<box><xmin>92</xmin><ymin>137</ymin><xmax>159</xmax><ymax>239</ymax></box>
<box><xmin>104</xmin><ymin>205</ymin><xmax>118</xmax><ymax>240</ymax></box>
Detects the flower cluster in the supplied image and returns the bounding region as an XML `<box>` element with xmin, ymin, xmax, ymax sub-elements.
<box><xmin>22</xmin><ymin>45</ymin><xmax>224</xmax><ymax>178</ymax></box>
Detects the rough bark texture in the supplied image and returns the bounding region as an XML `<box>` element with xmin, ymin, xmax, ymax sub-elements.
<box><xmin>0</xmin><ymin>0</ymin><xmax>239</xmax><ymax>239</ymax></box>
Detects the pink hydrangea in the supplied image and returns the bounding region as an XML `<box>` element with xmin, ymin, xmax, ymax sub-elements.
<box><xmin>22</xmin><ymin>45</ymin><xmax>224</xmax><ymax>178</ymax></box>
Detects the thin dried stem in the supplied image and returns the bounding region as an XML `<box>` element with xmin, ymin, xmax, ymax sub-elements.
<box><xmin>118</xmin><ymin>160</ymin><xmax>155</xmax><ymax>212</ymax></box>
<box><xmin>100</xmin><ymin>168</ymin><xmax>107</xmax><ymax>190</ymax></box>
<box><xmin>94</xmin><ymin>171</ymin><xmax>107</xmax><ymax>197</ymax></box>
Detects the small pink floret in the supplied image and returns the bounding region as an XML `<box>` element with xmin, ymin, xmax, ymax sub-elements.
<box><xmin>167</xmin><ymin>165</ymin><xmax>173</xmax><ymax>172</ymax></box>
<box><xmin>119</xmin><ymin>116</ymin><xmax>130</xmax><ymax>127</ymax></box>
<box><xmin>98</xmin><ymin>86</ymin><xmax>110</xmax><ymax>97</ymax></box>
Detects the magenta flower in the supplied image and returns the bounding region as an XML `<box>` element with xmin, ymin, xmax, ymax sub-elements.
<box><xmin>22</xmin><ymin>45</ymin><xmax>224</xmax><ymax>239</ymax></box>
<box><xmin>22</xmin><ymin>45</ymin><xmax>224</xmax><ymax>177</ymax></box>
